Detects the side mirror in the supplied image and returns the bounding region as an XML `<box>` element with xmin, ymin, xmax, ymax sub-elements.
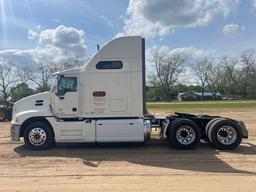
<box><xmin>57</xmin><ymin>89</ymin><xmax>68</xmax><ymax>97</ymax></box>
<box><xmin>56</xmin><ymin>89</ymin><xmax>65</xmax><ymax>99</ymax></box>
<box><xmin>51</xmin><ymin>85</ymin><xmax>57</xmax><ymax>94</ymax></box>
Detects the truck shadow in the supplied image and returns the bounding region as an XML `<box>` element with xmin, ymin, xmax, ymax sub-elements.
<box><xmin>14</xmin><ymin>140</ymin><xmax>256</xmax><ymax>175</ymax></box>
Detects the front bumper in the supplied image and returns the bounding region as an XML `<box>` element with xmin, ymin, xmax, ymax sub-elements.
<box><xmin>10</xmin><ymin>124</ymin><xmax>21</xmax><ymax>141</ymax></box>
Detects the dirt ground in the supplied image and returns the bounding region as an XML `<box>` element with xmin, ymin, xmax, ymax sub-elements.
<box><xmin>0</xmin><ymin>108</ymin><xmax>256</xmax><ymax>192</ymax></box>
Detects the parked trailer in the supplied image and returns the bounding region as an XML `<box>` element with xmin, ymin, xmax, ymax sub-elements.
<box><xmin>10</xmin><ymin>36</ymin><xmax>248</xmax><ymax>150</ymax></box>
<box><xmin>0</xmin><ymin>101</ymin><xmax>13</xmax><ymax>122</ymax></box>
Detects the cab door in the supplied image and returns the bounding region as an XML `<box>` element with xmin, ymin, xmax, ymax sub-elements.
<box><xmin>52</xmin><ymin>75</ymin><xmax>79</xmax><ymax>118</ymax></box>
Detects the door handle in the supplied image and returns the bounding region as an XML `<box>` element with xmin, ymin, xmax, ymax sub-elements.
<box><xmin>72</xmin><ymin>107</ymin><xmax>77</xmax><ymax>112</ymax></box>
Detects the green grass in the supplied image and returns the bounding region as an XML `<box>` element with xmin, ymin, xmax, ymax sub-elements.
<box><xmin>147</xmin><ymin>100</ymin><xmax>256</xmax><ymax>109</ymax></box>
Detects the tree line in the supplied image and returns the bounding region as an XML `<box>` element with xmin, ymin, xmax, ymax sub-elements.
<box><xmin>1</xmin><ymin>48</ymin><xmax>256</xmax><ymax>103</ymax></box>
<box><xmin>0</xmin><ymin>57</ymin><xmax>85</xmax><ymax>103</ymax></box>
<box><xmin>147</xmin><ymin>49</ymin><xmax>256</xmax><ymax>101</ymax></box>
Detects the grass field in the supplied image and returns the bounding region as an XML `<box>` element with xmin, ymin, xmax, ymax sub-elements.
<box><xmin>147</xmin><ymin>100</ymin><xmax>256</xmax><ymax>109</ymax></box>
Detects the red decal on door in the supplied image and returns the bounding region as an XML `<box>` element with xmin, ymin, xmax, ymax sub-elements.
<box><xmin>93</xmin><ymin>91</ymin><xmax>106</xmax><ymax>97</ymax></box>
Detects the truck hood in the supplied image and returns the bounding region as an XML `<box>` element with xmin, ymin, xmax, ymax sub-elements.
<box><xmin>13</xmin><ymin>92</ymin><xmax>51</xmax><ymax>117</ymax></box>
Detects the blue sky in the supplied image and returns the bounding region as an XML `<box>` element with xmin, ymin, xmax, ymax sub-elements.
<box><xmin>0</xmin><ymin>0</ymin><xmax>128</xmax><ymax>51</ymax></box>
<box><xmin>1</xmin><ymin>0</ymin><xmax>256</xmax><ymax>65</ymax></box>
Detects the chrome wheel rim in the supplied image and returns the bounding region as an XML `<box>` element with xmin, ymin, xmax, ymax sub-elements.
<box><xmin>176</xmin><ymin>126</ymin><xmax>196</xmax><ymax>145</ymax></box>
<box><xmin>217</xmin><ymin>126</ymin><xmax>237</xmax><ymax>145</ymax></box>
<box><xmin>29</xmin><ymin>128</ymin><xmax>47</xmax><ymax>146</ymax></box>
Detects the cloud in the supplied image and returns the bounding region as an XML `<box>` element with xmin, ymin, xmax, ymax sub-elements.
<box><xmin>120</xmin><ymin>0</ymin><xmax>240</xmax><ymax>38</ymax></box>
<box><xmin>39</xmin><ymin>25</ymin><xmax>87</xmax><ymax>57</ymax></box>
<box><xmin>252</xmin><ymin>0</ymin><xmax>256</xmax><ymax>8</ymax></box>
<box><xmin>0</xmin><ymin>49</ymin><xmax>39</xmax><ymax>71</ymax></box>
<box><xmin>99</xmin><ymin>15</ymin><xmax>114</xmax><ymax>29</ymax></box>
<box><xmin>52</xmin><ymin>18</ymin><xmax>61</xmax><ymax>23</ymax></box>
<box><xmin>27</xmin><ymin>29</ymin><xmax>39</xmax><ymax>40</ymax></box>
<box><xmin>166</xmin><ymin>47</ymin><xmax>214</xmax><ymax>60</ymax></box>
<box><xmin>147</xmin><ymin>46</ymin><xmax>214</xmax><ymax>64</ymax></box>
<box><xmin>0</xmin><ymin>25</ymin><xmax>87</xmax><ymax>72</ymax></box>
<box><xmin>146</xmin><ymin>45</ymin><xmax>215</xmax><ymax>84</ymax></box>
<box><xmin>222</xmin><ymin>23</ymin><xmax>245</xmax><ymax>35</ymax></box>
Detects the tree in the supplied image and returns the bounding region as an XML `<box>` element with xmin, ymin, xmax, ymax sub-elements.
<box><xmin>31</xmin><ymin>57</ymin><xmax>86</xmax><ymax>92</ymax></box>
<box><xmin>30</xmin><ymin>62</ymin><xmax>53</xmax><ymax>92</ymax></box>
<box><xmin>0</xmin><ymin>60</ymin><xmax>32</xmax><ymax>103</ymax></box>
<box><xmin>239</xmin><ymin>49</ymin><xmax>256</xmax><ymax>98</ymax></box>
<box><xmin>150</xmin><ymin>50</ymin><xmax>185</xmax><ymax>100</ymax></box>
<box><xmin>59</xmin><ymin>57</ymin><xmax>86</xmax><ymax>70</ymax></box>
<box><xmin>221</xmin><ymin>50</ymin><xmax>256</xmax><ymax>98</ymax></box>
<box><xmin>205</xmin><ymin>62</ymin><xmax>226</xmax><ymax>100</ymax></box>
<box><xmin>220</xmin><ymin>56</ymin><xmax>239</xmax><ymax>95</ymax></box>
<box><xmin>193</xmin><ymin>58</ymin><xmax>212</xmax><ymax>99</ymax></box>
<box><xmin>10</xmin><ymin>83</ymin><xmax>34</xmax><ymax>101</ymax></box>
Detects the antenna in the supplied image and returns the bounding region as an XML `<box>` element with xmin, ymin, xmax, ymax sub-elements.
<box><xmin>97</xmin><ymin>44</ymin><xmax>100</xmax><ymax>51</ymax></box>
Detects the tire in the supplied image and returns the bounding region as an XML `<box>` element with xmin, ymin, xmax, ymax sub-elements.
<box><xmin>24</xmin><ymin>121</ymin><xmax>55</xmax><ymax>150</ymax></box>
<box><xmin>205</xmin><ymin>118</ymin><xmax>225</xmax><ymax>143</ymax></box>
<box><xmin>168</xmin><ymin>118</ymin><xmax>200</xmax><ymax>150</ymax></box>
<box><xmin>207</xmin><ymin>119</ymin><xmax>242</xmax><ymax>150</ymax></box>
<box><xmin>0</xmin><ymin>109</ymin><xmax>6</xmax><ymax>122</ymax></box>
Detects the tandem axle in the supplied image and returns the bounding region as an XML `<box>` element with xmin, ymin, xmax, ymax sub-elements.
<box><xmin>150</xmin><ymin>112</ymin><xmax>248</xmax><ymax>150</ymax></box>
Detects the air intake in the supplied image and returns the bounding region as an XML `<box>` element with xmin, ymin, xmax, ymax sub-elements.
<box><xmin>35</xmin><ymin>100</ymin><xmax>44</xmax><ymax>106</ymax></box>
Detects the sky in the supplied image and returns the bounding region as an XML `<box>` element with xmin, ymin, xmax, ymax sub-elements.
<box><xmin>1</xmin><ymin>0</ymin><xmax>256</xmax><ymax>73</ymax></box>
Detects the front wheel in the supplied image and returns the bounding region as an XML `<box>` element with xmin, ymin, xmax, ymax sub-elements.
<box><xmin>168</xmin><ymin>118</ymin><xmax>200</xmax><ymax>150</ymax></box>
<box><xmin>24</xmin><ymin>121</ymin><xmax>55</xmax><ymax>150</ymax></box>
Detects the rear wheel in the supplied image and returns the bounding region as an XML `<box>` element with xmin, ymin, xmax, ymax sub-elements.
<box><xmin>205</xmin><ymin>118</ymin><xmax>224</xmax><ymax>143</ymax></box>
<box><xmin>207</xmin><ymin>119</ymin><xmax>242</xmax><ymax>150</ymax></box>
<box><xmin>168</xmin><ymin>118</ymin><xmax>200</xmax><ymax>150</ymax></box>
<box><xmin>24</xmin><ymin>121</ymin><xmax>55</xmax><ymax>150</ymax></box>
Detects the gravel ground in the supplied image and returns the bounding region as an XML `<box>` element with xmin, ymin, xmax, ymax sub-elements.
<box><xmin>0</xmin><ymin>108</ymin><xmax>255</xmax><ymax>191</ymax></box>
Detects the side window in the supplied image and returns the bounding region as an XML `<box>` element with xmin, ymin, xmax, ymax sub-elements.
<box><xmin>96</xmin><ymin>61</ymin><xmax>123</xmax><ymax>70</ymax></box>
<box><xmin>58</xmin><ymin>77</ymin><xmax>77</xmax><ymax>96</ymax></box>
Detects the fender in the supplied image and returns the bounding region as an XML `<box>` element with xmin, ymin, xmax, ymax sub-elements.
<box><xmin>12</xmin><ymin>110</ymin><xmax>53</xmax><ymax>126</ymax></box>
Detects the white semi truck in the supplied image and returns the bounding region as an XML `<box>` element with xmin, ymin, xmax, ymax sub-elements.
<box><xmin>11</xmin><ymin>36</ymin><xmax>248</xmax><ymax>150</ymax></box>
